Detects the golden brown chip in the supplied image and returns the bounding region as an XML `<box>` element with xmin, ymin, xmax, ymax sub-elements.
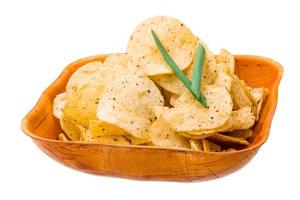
<box><xmin>58</xmin><ymin>133</ymin><xmax>69</xmax><ymax>141</ymax></box>
<box><xmin>127</xmin><ymin>16</ymin><xmax>198</xmax><ymax>76</ymax></box>
<box><xmin>210</xmin><ymin>133</ymin><xmax>249</xmax><ymax>145</ymax></box>
<box><xmin>189</xmin><ymin>139</ymin><xmax>203</xmax><ymax>151</ymax></box>
<box><xmin>60</xmin><ymin>116</ymin><xmax>83</xmax><ymax>141</ymax></box>
<box><xmin>231</xmin><ymin>75</ymin><xmax>253</xmax><ymax>109</ymax></box>
<box><xmin>178</xmin><ymin>131</ymin><xmax>215</xmax><ymax>139</ymax></box>
<box><xmin>125</xmin><ymin>135</ymin><xmax>151</xmax><ymax>145</ymax></box>
<box><xmin>202</xmin><ymin>139</ymin><xmax>221</xmax><ymax>152</ymax></box>
<box><xmin>247</xmin><ymin>87</ymin><xmax>269</xmax><ymax>120</ymax></box>
<box><xmin>228</xmin><ymin>129</ymin><xmax>253</xmax><ymax>139</ymax></box>
<box><xmin>89</xmin><ymin>120</ymin><xmax>127</xmax><ymax>137</ymax></box>
<box><xmin>150</xmin><ymin>116</ymin><xmax>189</xmax><ymax>149</ymax></box>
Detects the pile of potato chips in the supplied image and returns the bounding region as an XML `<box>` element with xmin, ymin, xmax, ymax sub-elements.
<box><xmin>53</xmin><ymin>16</ymin><xmax>268</xmax><ymax>152</ymax></box>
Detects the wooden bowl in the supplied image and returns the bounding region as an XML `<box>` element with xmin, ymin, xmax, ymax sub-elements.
<box><xmin>21</xmin><ymin>54</ymin><xmax>283</xmax><ymax>182</ymax></box>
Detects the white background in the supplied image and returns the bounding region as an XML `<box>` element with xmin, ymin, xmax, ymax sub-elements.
<box><xmin>0</xmin><ymin>0</ymin><xmax>299</xmax><ymax>199</ymax></box>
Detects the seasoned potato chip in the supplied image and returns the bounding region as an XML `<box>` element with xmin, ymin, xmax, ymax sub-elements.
<box><xmin>89</xmin><ymin>120</ymin><xmax>127</xmax><ymax>137</ymax></box>
<box><xmin>156</xmin><ymin>85</ymin><xmax>232</xmax><ymax>132</ymax></box>
<box><xmin>97</xmin><ymin>70</ymin><xmax>164</xmax><ymax>139</ymax></box>
<box><xmin>60</xmin><ymin>116</ymin><xmax>83</xmax><ymax>141</ymax></box>
<box><xmin>231</xmin><ymin>75</ymin><xmax>253</xmax><ymax>109</ymax></box>
<box><xmin>53</xmin><ymin>92</ymin><xmax>66</xmax><ymax>119</ymax></box>
<box><xmin>219</xmin><ymin>106</ymin><xmax>256</xmax><ymax>131</ymax></box>
<box><xmin>63</xmin><ymin>62</ymin><xmax>106</xmax><ymax>127</ymax></box>
<box><xmin>151</xmin><ymin>39</ymin><xmax>217</xmax><ymax>94</ymax></box>
<box><xmin>125</xmin><ymin>135</ymin><xmax>150</xmax><ymax>145</ymax></box>
<box><xmin>228</xmin><ymin>129</ymin><xmax>253</xmax><ymax>139</ymax></box>
<box><xmin>213</xmin><ymin>66</ymin><xmax>232</xmax><ymax>91</ymax></box>
<box><xmin>189</xmin><ymin>139</ymin><xmax>203</xmax><ymax>151</ymax></box>
<box><xmin>58</xmin><ymin>133</ymin><xmax>69</xmax><ymax>141</ymax></box>
<box><xmin>210</xmin><ymin>133</ymin><xmax>249</xmax><ymax>145</ymax></box>
<box><xmin>103</xmin><ymin>53</ymin><xmax>131</xmax><ymax>68</ymax></box>
<box><xmin>127</xmin><ymin>16</ymin><xmax>198</xmax><ymax>76</ymax></box>
<box><xmin>202</xmin><ymin>139</ymin><xmax>221</xmax><ymax>152</ymax></box>
<box><xmin>215</xmin><ymin>48</ymin><xmax>235</xmax><ymax>75</ymax></box>
<box><xmin>63</xmin><ymin>54</ymin><xmax>134</xmax><ymax>128</ymax></box>
<box><xmin>248</xmin><ymin>87</ymin><xmax>268</xmax><ymax>103</ymax></box>
<box><xmin>66</xmin><ymin>61</ymin><xmax>104</xmax><ymax>95</ymax></box>
<box><xmin>150</xmin><ymin>116</ymin><xmax>189</xmax><ymax>149</ymax></box>
<box><xmin>247</xmin><ymin>87</ymin><xmax>269</xmax><ymax>120</ymax></box>
<box><xmin>178</xmin><ymin>131</ymin><xmax>215</xmax><ymax>139</ymax></box>
<box><xmin>182</xmin><ymin>106</ymin><xmax>255</xmax><ymax>136</ymax></box>
<box><xmin>83</xmin><ymin>133</ymin><xmax>130</xmax><ymax>145</ymax></box>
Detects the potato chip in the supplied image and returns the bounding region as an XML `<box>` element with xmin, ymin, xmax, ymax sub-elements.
<box><xmin>202</xmin><ymin>139</ymin><xmax>221</xmax><ymax>152</ymax></box>
<box><xmin>219</xmin><ymin>106</ymin><xmax>256</xmax><ymax>131</ymax></box>
<box><xmin>66</xmin><ymin>61</ymin><xmax>104</xmax><ymax>96</ymax></box>
<box><xmin>155</xmin><ymin>85</ymin><xmax>232</xmax><ymax>132</ymax></box>
<box><xmin>89</xmin><ymin>120</ymin><xmax>127</xmax><ymax>137</ymax></box>
<box><xmin>97</xmin><ymin>70</ymin><xmax>164</xmax><ymax>140</ymax></box>
<box><xmin>189</xmin><ymin>139</ymin><xmax>203</xmax><ymax>151</ymax></box>
<box><xmin>93</xmin><ymin>136</ymin><xmax>130</xmax><ymax>145</ymax></box>
<box><xmin>63</xmin><ymin>54</ymin><xmax>135</xmax><ymax>128</ymax></box>
<box><xmin>60</xmin><ymin>116</ymin><xmax>83</xmax><ymax>141</ymax></box>
<box><xmin>210</xmin><ymin>133</ymin><xmax>249</xmax><ymax>145</ymax></box>
<box><xmin>103</xmin><ymin>53</ymin><xmax>131</xmax><ymax>68</ymax></box>
<box><xmin>58</xmin><ymin>133</ymin><xmax>69</xmax><ymax>141</ymax></box>
<box><xmin>222</xmin><ymin>148</ymin><xmax>236</xmax><ymax>152</ymax></box>
<box><xmin>127</xmin><ymin>16</ymin><xmax>198</xmax><ymax>76</ymax></box>
<box><xmin>231</xmin><ymin>75</ymin><xmax>253</xmax><ymax>109</ymax></box>
<box><xmin>150</xmin><ymin>116</ymin><xmax>189</xmax><ymax>149</ymax></box>
<box><xmin>151</xmin><ymin>38</ymin><xmax>217</xmax><ymax>95</ymax></box>
<box><xmin>125</xmin><ymin>135</ymin><xmax>150</xmax><ymax>145</ymax></box>
<box><xmin>228</xmin><ymin>129</ymin><xmax>253</xmax><ymax>139</ymax></box>
<box><xmin>178</xmin><ymin>131</ymin><xmax>215</xmax><ymax>140</ymax></box>
<box><xmin>247</xmin><ymin>87</ymin><xmax>269</xmax><ymax>120</ymax></box>
<box><xmin>63</xmin><ymin>62</ymin><xmax>106</xmax><ymax>127</ymax></box>
<box><xmin>248</xmin><ymin>87</ymin><xmax>268</xmax><ymax>103</ymax></box>
<box><xmin>53</xmin><ymin>92</ymin><xmax>66</xmax><ymax>119</ymax></box>
<box><xmin>215</xmin><ymin>48</ymin><xmax>235</xmax><ymax>75</ymax></box>
<box><xmin>213</xmin><ymin>66</ymin><xmax>232</xmax><ymax>91</ymax></box>
<box><xmin>83</xmin><ymin>133</ymin><xmax>130</xmax><ymax>145</ymax></box>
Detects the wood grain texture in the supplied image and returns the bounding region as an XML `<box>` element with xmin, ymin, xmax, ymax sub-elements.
<box><xmin>21</xmin><ymin>54</ymin><xmax>283</xmax><ymax>182</ymax></box>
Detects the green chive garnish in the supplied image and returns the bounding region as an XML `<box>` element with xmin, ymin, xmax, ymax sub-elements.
<box><xmin>151</xmin><ymin>30</ymin><xmax>191</xmax><ymax>90</ymax></box>
<box><xmin>151</xmin><ymin>30</ymin><xmax>208</xmax><ymax>108</ymax></box>
<box><xmin>191</xmin><ymin>45</ymin><xmax>208</xmax><ymax>108</ymax></box>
